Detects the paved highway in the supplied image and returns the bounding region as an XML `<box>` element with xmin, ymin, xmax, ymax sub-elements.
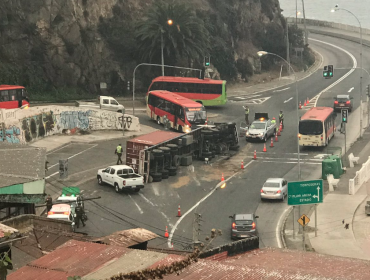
<box><xmin>44</xmin><ymin>32</ymin><xmax>370</xmax><ymax>250</ymax></box>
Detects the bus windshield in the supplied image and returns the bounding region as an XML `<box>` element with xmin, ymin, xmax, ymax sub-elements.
<box><xmin>186</xmin><ymin>107</ymin><xmax>207</xmax><ymax>124</ymax></box>
<box><xmin>299</xmin><ymin>120</ymin><xmax>323</xmax><ymax>135</ymax></box>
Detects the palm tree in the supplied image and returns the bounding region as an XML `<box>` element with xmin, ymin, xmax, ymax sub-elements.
<box><xmin>135</xmin><ymin>0</ymin><xmax>210</xmax><ymax>67</ymax></box>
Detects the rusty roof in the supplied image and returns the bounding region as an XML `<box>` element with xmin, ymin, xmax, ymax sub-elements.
<box><xmin>9</xmin><ymin>265</ymin><xmax>68</xmax><ymax>280</ymax></box>
<box><xmin>163</xmin><ymin>248</ymin><xmax>370</xmax><ymax>280</ymax></box>
<box><xmin>128</xmin><ymin>130</ymin><xmax>182</xmax><ymax>146</ymax></box>
<box><xmin>92</xmin><ymin>228</ymin><xmax>158</xmax><ymax>247</ymax></box>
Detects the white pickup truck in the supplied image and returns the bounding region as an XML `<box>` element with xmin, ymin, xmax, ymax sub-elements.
<box><xmin>76</xmin><ymin>96</ymin><xmax>125</xmax><ymax>113</ymax></box>
<box><xmin>97</xmin><ymin>165</ymin><xmax>144</xmax><ymax>193</ymax></box>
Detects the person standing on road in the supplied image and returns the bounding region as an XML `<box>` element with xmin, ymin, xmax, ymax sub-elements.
<box><xmin>45</xmin><ymin>194</ymin><xmax>52</xmax><ymax>213</ymax></box>
<box><xmin>115</xmin><ymin>144</ymin><xmax>123</xmax><ymax>165</ymax></box>
<box><xmin>243</xmin><ymin>105</ymin><xmax>250</xmax><ymax>126</ymax></box>
<box><xmin>75</xmin><ymin>202</ymin><xmax>86</xmax><ymax>228</ymax></box>
<box><xmin>279</xmin><ymin>110</ymin><xmax>284</xmax><ymax>128</ymax></box>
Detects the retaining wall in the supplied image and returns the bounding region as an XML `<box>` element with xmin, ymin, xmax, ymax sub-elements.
<box><xmin>0</xmin><ymin>106</ymin><xmax>140</xmax><ymax>144</ymax></box>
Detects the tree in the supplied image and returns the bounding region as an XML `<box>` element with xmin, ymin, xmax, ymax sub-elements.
<box><xmin>135</xmin><ymin>0</ymin><xmax>210</xmax><ymax>67</ymax></box>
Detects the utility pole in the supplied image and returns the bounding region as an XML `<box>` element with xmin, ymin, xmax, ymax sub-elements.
<box><xmin>193</xmin><ymin>213</ymin><xmax>202</xmax><ymax>249</ymax></box>
<box><xmin>301</xmin><ymin>0</ymin><xmax>308</xmax><ymax>45</ymax></box>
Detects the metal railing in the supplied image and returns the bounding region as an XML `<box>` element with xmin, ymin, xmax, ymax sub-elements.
<box><xmin>349</xmin><ymin>156</ymin><xmax>370</xmax><ymax>194</ymax></box>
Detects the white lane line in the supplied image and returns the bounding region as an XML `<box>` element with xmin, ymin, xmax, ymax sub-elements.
<box><xmin>273</xmin><ymin>87</ymin><xmax>290</xmax><ymax>92</ymax></box>
<box><xmin>45</xmin><ymin>171</ymin><xmax>59</xmax><ymax>179</ymax></box>
<box><xmin>128</xmin><ymin>194</ymin><xmax>144</xmax><ymax>214</ymax></box>
<box><xmin>167</xmin><ymin>163</ymin><xmax>251</xmax><ymax>248</ymax></box>
<box><xmin>261</xmin><ymin>160</ymin><xmax>321</xmax><ymax>165</ymax></box>
<box><xmin>46</xmin><ymin>143</ymin><xmax>72</xmax><ymax>155</ymax></box>
<box><xmin>310</xmin><ymin>38</ymin><xmax>356</xmax><ymax>107</ymax></box>
<box><xmin>284</xmin><ymin>97</ymin><xmax>293</xmax><ymax>103</ymax></box>
<box><xmin>348</xmin><ymin>87</ymin><xmax>354</xmax><ymax>92</ymax></box>
<box><xmin>139</xmin><ymin>193</ymin><xmax>157</xmax><ymax>206</ymax></box>
<box><xmin>258</xmin><ymin>157</ymin><xmax>322</xmax><ymax>161</ymax></box>
<box><xmin>276</xmin><ymin>206</ymin><xmax>292</xmax><ymax>248</ymax></box>
<box><xmin>48</xmin><ymin>144</ymin><xmax>98</xmax><ymax>169</ymax></box>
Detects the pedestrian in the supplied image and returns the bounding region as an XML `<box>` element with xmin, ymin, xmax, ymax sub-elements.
<box><xmin>279</xmin><ymin>110</ymin><xmax>284</xmax><ymax>128</ymax></box>
<box><xmin>115</xmin><ymin>144</ymin><xmax>123</xmax><ymax>165</ymax></box>
<box><xmin>45</xmin><ymin>194</ymin><xmax>52</xmax><ymax>213</ymax></box>
<box><xmin>243</xmin><ymin>105</ymin><xmax>250</xmax><ymax>126</ymax></box>
<box><xmin>75</xmin><ymin>202</ymin><xmax>86</xmax><ymax>228</ymax></box>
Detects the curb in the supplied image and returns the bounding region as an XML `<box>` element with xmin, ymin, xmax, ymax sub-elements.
<box><xmin>351</xmin><ymin>194</ymin><xmax>369</xmax><ymax>237</ymax></box>
<box><xmin>281</xmin><ymin>206</ymin><xmax>293</xmax><ymax>248</ymax></box>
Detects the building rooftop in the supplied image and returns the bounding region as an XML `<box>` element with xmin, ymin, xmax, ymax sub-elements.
<box><xmin>92</xmin><ymin>228</ymin><xmax>158</xmax><ymax>247</ymax></box>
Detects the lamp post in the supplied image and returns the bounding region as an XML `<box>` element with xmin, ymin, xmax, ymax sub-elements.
<box><xmin>286</xmin><ymin>12</ymin><xmax>301</xmax><ymax>75</ymax></box>
<box><xmin>257</xmin><ymin>51</ymin><xmax>301</xmax><ymax>180</ymax></box>
<box><xmin>332</xmin><ymin>5</ymin><xmax>363</xmax><ymax>138</ymax></box>
<box><xmin>160</xmin><ymin>19</ymin><xmax>173</xmax><ymax>76</ymax></box>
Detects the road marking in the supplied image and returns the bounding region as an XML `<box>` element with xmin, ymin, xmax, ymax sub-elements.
<box><xmin>128</xmin><ymin>194</ymin><xmax>143</xmax><ymax>214</ymax></box>
<box><xmin>310</xmin><ymin>38</ymin><xmax>356</xmax><ymax>107</ymax></box>
<box><xmin>273</xmin><ymin>87</ymin><xmax>290</xmax><ymax>92</ymax></box>
<box><xmin>45</xmin><ymin>171</ymin><xmax>59</xmax><ymax>179</ymax></box>
<box><xmin>348</xmin><ymin>87</ymin><xmax>354</xmax><ymax>92</ymax></box>
<box><xmin>284</xmin><ymin>97</ymin><xmax>293</xmax><ymax>103</ymax></box>
<box><xmin>48</xmin><ymin>144</ymin><xmax>98</xmax><ymax>169</ymax></box>
<box><xmin>167</xmin><ymin>164</ymin><xmax>250</xmax><ymax>248</ymax></box>
<box><xmin>139</xmin><ymin>193</ymin><xmax>157</xmax><ymax>206</ymax></box>
<box><xmin>258</xmin><ymin>157</ymin><xmax>322</xmax><ymax>161</ymax></box>
<box><xmin>46</xmin><ymin>143</ymin><xmax>72</xmax><ymax>155</ymax></box>
<box><xmin>261</xmin><ymin>160</ymin><xmax>321</xmax><ymax>165</ymax></box>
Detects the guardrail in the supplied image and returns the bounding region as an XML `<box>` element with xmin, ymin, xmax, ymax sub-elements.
<box><xmin>349</xmin><ymin>156</ymin><xmax>370</xmax><ymax>195</ymax></box>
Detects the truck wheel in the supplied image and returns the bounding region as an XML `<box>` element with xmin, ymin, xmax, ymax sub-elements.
<box><xmin>157</xmin><ymin>117</ymin><xmax>161</xmax><ymax>125</ymax></box>
<box><xmin>162</xmin><ymin>169</ymin><xmax>169</xmax><ymax>179</ymax></box>
<box><xmin>169</xmin><ymin>170</ymin><xmax>177</xmax><ymax>176</ymax></box>
<box><xmin>173</xmin><ymin>155</ymin><xmax>180</xmax><ymax>167</ymax></box>
<box><xmin>97</xmin><ymin>176</ymin><xmax>103</xmax><ymax>185</ymax></box>
<box><xmin>168</xmin><ymin>167</ymin><xmax>177</xmax><ymax>176</ymax></box>
<box><xmin>151</xmin><ymin>172</ymin><xmax>162</xmax><ymax>182</ymax></box>
<box><xmin>114</xmin><ymin>183</ymin><xmax>120</xmax><ymax>193</ymax></box>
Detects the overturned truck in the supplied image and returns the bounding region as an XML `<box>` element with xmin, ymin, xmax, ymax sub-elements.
<box><xmin>126</xmin><ymin>123</ymin><xmax>239</xmax><ymax>183</ymax></box>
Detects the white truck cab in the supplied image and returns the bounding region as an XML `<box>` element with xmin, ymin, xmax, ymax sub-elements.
<box><xmin>75</xmin><ymin>96</ymin><xmax>125</xmax><ymax>113</ymax></box>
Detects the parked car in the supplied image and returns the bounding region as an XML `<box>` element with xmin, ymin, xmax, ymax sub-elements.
<box><xmin>97</xmin><ymin>165</ymin><xmax>144</xmax><ymax>193</ymax></box>
<box><xmin>47</xmin><ymin>203</ymin><xmax>74</xmax><ymax>223</ymax></box>
<box><xmin>260</xmin><ymin>178</ymin><xmax>288</xmax><ymax>201</ymax></box>
<box><xmin>246</xmin><ymin>113</ymin><xmax>276</xmax><ymax>142</ymax></box>
<box><xmin>75</xmin><ymin>95</ymin><xmax>125</xmax><ymax>113</ymax></box>
<box><xmin>333</xmin><ymin>95</ymin><xmax>353</xmax><ymax>112</ymax></box>
<box><xmin>229</xmin><ymin>213</ymin><xmax>259</xmax><ymax>239</ymax></box>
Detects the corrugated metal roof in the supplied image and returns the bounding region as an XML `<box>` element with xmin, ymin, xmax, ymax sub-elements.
<box><xmin>9</xmin><ymin>240</ymin><xmax>128</xmax><ymax>279</ymax></box>
<box><xmin>163</xmin><ymin>248</ymin><xmax>370</xmax><ymax>280</ymax></box>
<box><xmin>82</xmin><ymin>249</ymin><xmax>169</xmax><ymax>279</ymax></box>
<box><xmin>129</xmin><ymin>131</ymin><xmax>182</xmax><ymax>145</ymax></box>
<box><xmin>92</xmin><ymin>228</ymin><xmax>158</xmax><ymax>247</ymax></box>
<box><xmin>8</xmin><ymin>265</ymin><xmax>68</xmax><ymax>280</ymax></box>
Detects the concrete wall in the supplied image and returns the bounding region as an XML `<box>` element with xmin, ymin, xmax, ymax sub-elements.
<box><xmin>2</xmin><ymin>214</ymin><xmax>72</xmax><ymax>232</ymax></box>
<box><xmin>0</xmin><ymin>106</ymin><xmax>140</xmax><ymax>144</ymax></box>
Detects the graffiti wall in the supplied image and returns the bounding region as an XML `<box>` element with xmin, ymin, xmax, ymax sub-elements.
<box><xmin>0</xmin><ymin>106</ymin><xmax>140</xmax><ymax>144</ymax></box>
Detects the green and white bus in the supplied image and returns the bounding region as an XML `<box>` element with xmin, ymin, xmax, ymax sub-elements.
<box><xmin>147</xmin><ymin>76</ymin><xmax>227</xmax><ymax>106</ymax></box>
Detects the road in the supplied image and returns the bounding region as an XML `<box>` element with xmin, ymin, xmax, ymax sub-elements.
<box><xmin>43</xmin><ymin>32</ymin><xmax>370</xmax><ymax>251</ymax></box>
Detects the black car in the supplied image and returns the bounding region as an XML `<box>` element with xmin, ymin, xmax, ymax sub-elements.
<box><xmin>334</xmin><ymin>94</ymin><xmax>353</xmax><ymax>112</ymax></box>
<box><xmin>229</xmin><ymin>213</ymin><xmax>259</xmax><ymax>239</ymax></box>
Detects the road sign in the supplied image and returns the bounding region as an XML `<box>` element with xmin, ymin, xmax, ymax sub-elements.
<box><xmin>298</xmin><ymin>214</ymin><xmax>310</xmax><ymax>227</ymax></box>
<box><xmin>288</xmin><ymin>179</ymin><xmax>323</xmax><ymax>205</ymax></box>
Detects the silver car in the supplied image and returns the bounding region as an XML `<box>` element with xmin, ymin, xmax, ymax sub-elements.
<box><xmin>260</xmin><ymin>178</ymin><xmax>288</xmax><ymax>201</ymax></box>
<box><xmin>246</xmin><ymin>119</ymin><xmax>276</xmax><ymax>142</ymax></box>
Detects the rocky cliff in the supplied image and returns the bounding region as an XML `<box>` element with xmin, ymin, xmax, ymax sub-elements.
<box><xmin>0</xmin><ymin>0</ymin><xmax>296</xmax><ymax>98</ymax></box>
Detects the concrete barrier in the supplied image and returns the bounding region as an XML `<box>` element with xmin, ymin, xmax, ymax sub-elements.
<box><xmin>0</xmin><ymin>106</ymin><xmax>140</xmax><ymax>144</ymax></box>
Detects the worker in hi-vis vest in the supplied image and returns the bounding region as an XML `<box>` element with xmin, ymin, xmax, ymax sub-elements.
<box><xmin>115</xmin><ymin>144</ymin><xmax>123</xmax><ymax>165</ymax></box>
<box><xmin>243</xmin><ymin>105</ymin><xmax>250</xmax><ymax>126</ymax></box>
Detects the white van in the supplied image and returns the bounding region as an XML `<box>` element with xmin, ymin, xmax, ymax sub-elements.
<box><xmin>47</xmin><ymin>204</ymin><xmax>73</xmax><ymax>222</ymax></box>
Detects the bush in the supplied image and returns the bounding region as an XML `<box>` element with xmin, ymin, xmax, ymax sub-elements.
<box><xmin>236</xmin><ymin>58</ymin><xmax>253</xmax><ymax>79</ymax></box>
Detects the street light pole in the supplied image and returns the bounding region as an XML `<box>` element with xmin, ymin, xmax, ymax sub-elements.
<box><xmin>257</xmin><ymin>51</ymin><xmax>301</xmax><ymax>180</ymax></box>
<box><xmin>286</xmin><ymin>12</ymin><xmax>300</xmax><ymax>76</ymax></box>
<box><xmin>161</xmin><ymin>30</ymin><xmax>164</xmax><ymax>76</ymax></box>
<box><xmin>332</xmin><ymin>6</ymin><xmax>363</xmax><ymax>138</ymax></box>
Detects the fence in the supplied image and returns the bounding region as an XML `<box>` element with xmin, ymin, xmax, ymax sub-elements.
<box><xmin>349</xmin><ymin>156</ymin><xmax>370</xmax><ymax>195</ymax></box>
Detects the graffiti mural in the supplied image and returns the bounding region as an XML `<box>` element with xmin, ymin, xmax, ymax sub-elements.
<box><xmin>21</xmin><ymin>111</ymin><xmax>55</xmax><ymax>142</ymax></box>
<box><xmin>0</xmin><ymin>125</ymin><xmax>21</xmax><ymax>143</ymax></box>
<box><xmin>59</xmin><ymin>111</ymin><xmax>91</xmax><ymax>130</ymax></box>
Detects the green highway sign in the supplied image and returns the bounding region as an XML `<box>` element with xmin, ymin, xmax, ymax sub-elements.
<box><xmin>288</xmin><ymin>179</ymin><xmax>323</xmax><ymax>205</ymax></box>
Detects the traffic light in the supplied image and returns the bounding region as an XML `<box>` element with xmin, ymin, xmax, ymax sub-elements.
<box><xmin>323</xmin><ymin>65</ymin><xmax>328</xmax><ymax>78</ymax></box>
<box><xmin>204</xmin><ymin>56</ymin><xmax>210</xmax><ymax>67</ymax></box>
<box><xmin>341</xmin><ymin>109</ymin><xmax>348</xmax><ymax>123</ymax></box>
<box><xmin>328</xmin><ymin>65</ymin><xmax>334</xmax><ymax>77</ymax></box>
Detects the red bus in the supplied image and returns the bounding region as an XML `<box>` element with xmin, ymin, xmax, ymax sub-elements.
<box><xmin>147</xmin><ymin>90</ymin><xmax>207</xmax><ymax>132</ymax></box>
<box><xmin>147</xmin><ymin>76</ymin><xmax>227</xmax><ymax>106</ymax></box>
<box><xmin>0</xmin><ymin>85</ymin><xmax>29</xmax><ymax>109</ymax></box>
<box><xmin>299</xmin><ymin>107</ymin><xmax>336</xmax><ymax>147</ymax></box>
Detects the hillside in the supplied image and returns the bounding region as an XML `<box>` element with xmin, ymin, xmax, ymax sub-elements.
<box><xmin>0</xmin><ymin>0</ymin><xmax>310</xmax><ymax>100</ymax></box>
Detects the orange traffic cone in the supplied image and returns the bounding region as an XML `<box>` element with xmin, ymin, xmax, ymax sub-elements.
<box><xmin>221</xmin><ymin>173</ymin><xmax>225</xmax><ymax>181</ymax></box>
<box><xmin>263</xmin><ymin>143</ymin><xmax>267</xmax><ymax>152</ymax></box>
<box><xmin>177</xmin><ymin>205</ymin><xmax>181</xmax><ymax>217</ymax></box>
<box><xmin>241</xmin><ymin>160</ymin><xmax>244</xmax><ymax>169</ymax></box>
<box><xmin>270</xmin><ymin>137</ymin><xmax>274</xmax><ymax>148</ymax></box>
<box><xmin>299</xmin><ymin>101</ymin><xmax>302</xmax><ymax>109</ymax></box>
<box><xmin>304</xmin><ymin>100</ymin><xmax>307</xmax><ymax>106</ymax></box>
<box><xmin>164</xmin><ymin>226</ymin><xmax>169</xmax><ymax>238</ymax></box>
<box><xmin>253</xmin><ymin>150</ymin><xmax>257</xmax><ymax>160</ymax></box>
<box><xmin>275</xmin><ymin>133</ymin><xmax>278</xmax><ymax>142</ymax></box>
<box><xmin>307</xmin><ymin>97</ymin><xmax>309</xmax><ymax>104</ymax></box>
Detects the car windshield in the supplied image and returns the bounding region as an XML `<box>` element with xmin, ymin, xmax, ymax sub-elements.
<box><xmin>299</xmin><ymin>120</ymin><xmax>323</xmax><ymax>135</ymax></box>
<box><xmin>186</xmin><ymin>107</ymin><xmax>207</xmax><ymax>123</ymax></box>
<box><xmin>264</xmin><ymin>182</ymin><xmax>280</xmax><ymax>188</ymax></box>
<box><xmin>236</xmin><ymin>220</ymin><xmax>253</xmax><ymax>225</ymax></box>
<box><xmin>250</xmin><ymin>123</ymin><xmax>265</xmax><ymax>129</ymax></box>
<box><xmin>337</xmin><ymin>98</ymin><xmax>349</xmax><ymax>102</ymax></box>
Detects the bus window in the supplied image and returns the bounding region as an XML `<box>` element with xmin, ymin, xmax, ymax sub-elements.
<box><xmin>157</xmin><ymin>98</ymin><xmax>166</xmax><ymax>111</ymax></box>
<box><xmin>299</xmin><ymin>120</ymin><xmax>323</xmax><ymax>135</ymax></box>
<box><xmin>9</xmin><ymin>90</ymin><xmax>16</xmax><ymax>101</ymax></box>
<box><xmin>0</xmin><ymin>91</ymin><xmax>9</xmax><ymax>101</ymax></box>
<box><xmin>179</xmin><ymin>107</ymin><xmax>185</xmax><ymax>122</ymax></box>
